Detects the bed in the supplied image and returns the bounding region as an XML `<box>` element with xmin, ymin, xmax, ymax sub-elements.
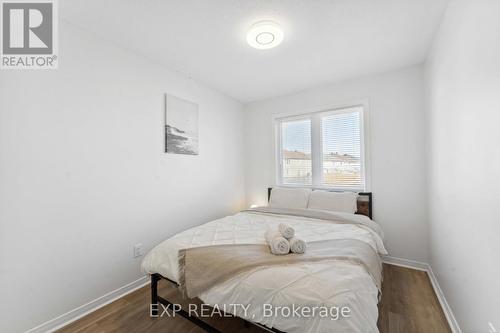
<box><xmin>141</xmin><ymin>188</ymin><xmax>387</xmax><ymax>333</ymax></box>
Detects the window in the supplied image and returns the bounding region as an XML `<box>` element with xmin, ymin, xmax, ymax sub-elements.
<box><xmin>276</xmin><ymin>105</ymin><xmax>367</xmax><ymax>190</ymax></box>
<box><xmin>280</xmin><ymin>118</ymin><xmax>312</xmax><ymax>185</ymax></box>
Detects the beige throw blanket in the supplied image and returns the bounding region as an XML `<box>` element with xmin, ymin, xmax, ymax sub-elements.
<box><xmin>178</xmin><ymin>239</ymin><xmax>382</xmax><ymax>299</ymax></box>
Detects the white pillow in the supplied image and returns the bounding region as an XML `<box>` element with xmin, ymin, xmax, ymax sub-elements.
<box><xmin>307</xmin><ymin>190</ymin><xmax>358</xmax><ymax>214</ymax></box>
<box><xmin>269</xmin><ymin>187</ymin><xmax>312</xmax><ymax>209</ymax></box>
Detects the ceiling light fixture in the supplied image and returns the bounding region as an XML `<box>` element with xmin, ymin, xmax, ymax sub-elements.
<box><xmin>247</xmin><ymin>21</ymin><xmax>284</xmax><ymax>50</ymax></box>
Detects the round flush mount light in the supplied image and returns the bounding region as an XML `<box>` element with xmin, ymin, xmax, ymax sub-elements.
<box><xmin>246</xmin><ymin>21</ymin><xmax>284</xmax><ymax>50</ymax></box>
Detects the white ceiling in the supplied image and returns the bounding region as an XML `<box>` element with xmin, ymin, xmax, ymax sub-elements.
<box><xmin>61</xmin><ymin>0</ymin><xmax>449</xmax><ymax>103</ymax></box>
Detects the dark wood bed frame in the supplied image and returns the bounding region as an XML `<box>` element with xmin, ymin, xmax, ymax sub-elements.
<box><xmin>150</xmin><ymin>273</ymin><xmax>284</xmax><ymax>333</ymax></box>
<box><xmin>150</xmin><ymin>188</ymin><xmax>373</xmax><ymax>333</ymax></box>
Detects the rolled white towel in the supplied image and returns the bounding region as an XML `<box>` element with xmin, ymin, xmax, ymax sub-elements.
<box><xmin>278</xmin><ymin>223</ymin><xmax>295</xmax><ymax>239</ymax></box>
<box><xmin>289</xmin><ymin>237</ymin><xmax>307</xmax><ymax>254</ymax></box>
<box><xmin>265</xmin><ymin>229</ymin><xmax>290</xmax><ymax>255</ymax></box>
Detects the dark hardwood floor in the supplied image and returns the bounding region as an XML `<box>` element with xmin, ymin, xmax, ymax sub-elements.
<box><xmin>377</xmin><ymin>265</ymin><xmax>451</xmax><ymax>333</ymax></box>
<box><xmin>57</xmin><ymin>264</ymin><xmax>451</xmax><ymax>333</ymax></box>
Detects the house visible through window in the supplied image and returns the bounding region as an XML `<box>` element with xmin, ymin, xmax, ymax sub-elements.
<box><xmin>281</xmin><ymin>119</ymin><xmax>312</xmax><ymax>185</ymax></box>
<box><xmin>276</xmin><ymin>105</ymin><xmax>366</xmax><ymax>190</ymax></box>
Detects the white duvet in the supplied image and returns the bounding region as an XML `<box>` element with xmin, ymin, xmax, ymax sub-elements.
<box><xmin>142</xmin><ymin>210</ymin><xmax>388</xmax><ymax>333</ymax></box>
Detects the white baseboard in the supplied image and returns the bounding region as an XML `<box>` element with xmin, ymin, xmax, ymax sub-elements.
<box><xmin>382</xmin><ymin>255</ymin><xmax>428</xmax><ymax>271</ymax></box>
<box><xmin>383</xmin><ymin>256</ymin><xmax>462</xmax><ymax>333</ymax></box>
<box><xmin>426</xmin><ymin>266</ymin><xmax>462</xmax><ymax>333</ymax></box>
<box><xmin>25</xmin><ymin>275</ymin><xmax>150</xmax><ymax>333</ymax></box>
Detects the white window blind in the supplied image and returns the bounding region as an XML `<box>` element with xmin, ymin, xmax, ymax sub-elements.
<box><xmin>321</xmin><ymin>110</ymin><xmax>363</xmax><ymax>188</ymax></box>
<box><xmin>276</xmin><ymin>106</ymin><xmax>366</xmax><ymax>190</ymax></box>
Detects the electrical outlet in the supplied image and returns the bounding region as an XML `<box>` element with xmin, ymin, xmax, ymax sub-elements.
<box><xmin>133</xmin><ymin>243</ymin><xmax>144</xmax><ymax>258</ymax></box>
<box><xmin>489</xmin><ymin>322</ymin><xmax>497</xmax><ymax>333</ymax></box>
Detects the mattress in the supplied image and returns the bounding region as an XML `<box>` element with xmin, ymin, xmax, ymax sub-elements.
<box><xmin>142</xmin><ymin>209</ymin><xmax>387</xmax><ymax>333</ymax></box>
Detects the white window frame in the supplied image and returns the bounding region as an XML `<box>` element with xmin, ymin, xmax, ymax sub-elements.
<box><xmin>273</xmin><ymin>101</ymin><xmax>371</xmax><ymax>191</ymax></box>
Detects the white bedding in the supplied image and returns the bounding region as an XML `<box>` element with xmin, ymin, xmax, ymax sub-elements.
<box><xmin>142</xmin><ymin>210</ymin><xmax>387</xmax><ymax>333</ymax></box>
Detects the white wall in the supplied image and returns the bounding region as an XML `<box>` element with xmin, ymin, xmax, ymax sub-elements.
<box><xmin>0</xmin><ymin>22</ymin><xmax>245</xmax><ymax>333</ymax></box>
<box><xmin>425</xmin><ymin>0</ymin><xmax>500</xmax><ymax>331</ymax></box>
<box><xmin>244</xmin><ymin>65</ymin><xmax>428</xmax><ymax>263</ymax></box>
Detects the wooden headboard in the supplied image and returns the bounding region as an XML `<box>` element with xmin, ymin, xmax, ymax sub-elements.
<box><xmin>267</xmin><ymin>188</ymin><xmax>373</xmax><ymax>219</ymax></box>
